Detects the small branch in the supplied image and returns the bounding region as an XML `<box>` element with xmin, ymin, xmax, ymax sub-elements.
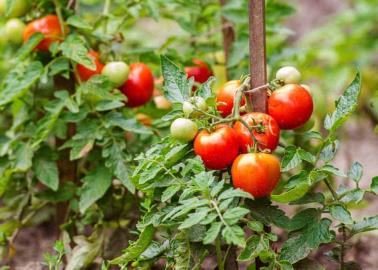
<box><xmin>53</xmin><ymin>0</ymin><xmax>66</xmax><ymax>37</ymax></box>
<box><xmin>215</xmin><ymin>238</ymin><xmax>224</xmax><ymax>270</ymax></box>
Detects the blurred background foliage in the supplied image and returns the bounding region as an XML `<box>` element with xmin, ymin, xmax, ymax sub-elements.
<box><xmin>1</xmin><ymin>0</ymin><xmax>377</xmax><ymax>131</ymax></box>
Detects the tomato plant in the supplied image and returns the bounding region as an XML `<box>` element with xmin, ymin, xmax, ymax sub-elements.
<box><xmin>0</xmin><ymin>1</ymin><xmax>377</xmax><ymax>270</ymax></box>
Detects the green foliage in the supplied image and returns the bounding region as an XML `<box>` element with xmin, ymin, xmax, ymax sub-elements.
<box><xmin>0</xmin><ymin>0</ymin><xmax>377</xmax><ymax>269</ymax></box>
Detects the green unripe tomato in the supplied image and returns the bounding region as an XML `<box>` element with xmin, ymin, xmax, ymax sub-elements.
<box><xmin>182</xmin><ymin>96</ymin><xmax>208</xmax><ymax>117</ymax></box>
<box><xmin>275</xmin><ymin>66</ymin><xmax>301</xmax><ymax>84</ymax></box>
<box><xmin>5</xmin><ymin>18</ymin><xmax>25</xmax><ymax>44</ymax></box>
<box><xmin>1</xmin><ymin>0</ymin><xmax>30</xmax><ymax>18</ymax></box>
<box><xmin>102</xmin><ymin>61</ymin><xmax>129</xmax><ymax>87</ymax></box>
<box><xmin>170</xmin><ymin>118</ymin><xmax>198</xmax><ymax>142</ymax></box>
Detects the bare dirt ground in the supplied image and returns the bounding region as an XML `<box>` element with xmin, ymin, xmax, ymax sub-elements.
<box><xmin>4</xmin><ymin>0</ymin><xmax>378</xmax><ymax>269</ymax></box>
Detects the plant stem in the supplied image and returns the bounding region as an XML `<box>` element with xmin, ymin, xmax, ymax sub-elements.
<box><xmin>53</xmin><ymin>0</ymin><xmax>66</xmax><ymax>36</ymax></box>
<box><xmin>215</xmin><ymin>238</ymin><xmax>224</xmax><ymax>270</ymax></box>
<box><xmin>324</xmin><ymin>178</ymin><xmax>339</xmax><ymax>201</ymax></box>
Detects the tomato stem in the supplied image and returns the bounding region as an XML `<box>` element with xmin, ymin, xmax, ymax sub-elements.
<box><xmin>53</xmin><ymin>0</ymin><xmax>66</xmax><ymax>37</ymax></box>
<box><xmin>232</xmin><ymin>77</ymin><xmax>250</xmax><ymax>118</ymax></box>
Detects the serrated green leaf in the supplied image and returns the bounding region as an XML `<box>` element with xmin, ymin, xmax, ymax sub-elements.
<box><xmin>222</xmin><ymin>225</ymin><xmax>245</xmax><ymax>247</ymax></box>
<box><xmin>17</xmin><ymin>33</ymin><xmax>44</xmax><ymax>60</ymax></box>
<box><xmin>14</xmin><ymin>143</ymin><xmax>33</xmax><ymax>171</ymax></box>
<box><xmin>95</xmin><ymin>100</ymin><xmax>124</xmax><ymax>111</ymax></box>
<box><xmin>329</xmin><ymin>204</ymin><xmax>353</xmax><ymax>224</ymax></box>
<box><xmin>370</xmin><ymin>176</ymin><xmax>378</xmax><ymax>194</ymax></box>
<box><xmin>203</xmin><ymin>222</ymin><xmax>222</xmax><ymax>244</ymax></box>
<box><xmin>324</xmin><ymin>72</ymin><xmax>361</xmax><ymax>132</ymax></box>
<box><xmin>161</xmin><ymin>55</ymin><xmax>191</xmax><ymax>103</ymax></box>
<box><xmin>348</xmin><ymin>162</ymin><xmax>363</xmax><ymax>184</ymax></box>
<box><xmin>67</xmin><ymin>15</ymin><xmax>93</xmax><ymax>30</ymax></box>
<box><xmin>110</xmin><ymin>225</ymin><xmax>155</xmax><ymax>265</ymax></box>
<box><xmin>218</xmin><ymin>188</ymin><xmax>253</xmax><ymax>201</ymax></box>
<box><xmin>196</xmin><ymin>77</ymin><xmax>215</xmax><ymax>100</ymax></box>
<box><xmin>161</xmin><ymin>185</ymin><xmax>181</xmax><ymax>202</ymax></box>
<box><xmin>281</xmin><ymin>146</ymin><xmax>301</xmax><ymax>171</ymax></box>
<box><xmin>319</xmin><ymin>140</ymin><xmax>339</xmax><ymax>163</ymax></box>
<box><xmin>271</xmin><ymin>181</ymin><xmax>310</xmax><ymax>203</ymax></box>
<box><xmin>340</xmin><ymin>188</ymin><xmax>364</xmax><ymax>204</ymax></box>
<box><xmin>351</xmin><ymin>215</ymin><xmax>378</xmax><ymax>235</ymax></box>
<box><xmin>247</xmin><ymin>221</ymin><xmax>264</xmax><ymax>233</ymax></box>
<box><xmin>280</xmin><ymin>212</ymin><xmax>333</xmax><ymax>263</ymax></box>
<box><xmin>79</xmin><ymin>165</ymin><xmax>112</xmax><ymax>213</ymax></box>
<box><xmin>178</xmin><ymin>208</ymin><xmax>209</xmax><ymax>230</ymax></box>
<box><xmin>0</xmin><ymin>62</ymin><xmax>43</xmax><ymax>107</ymax></box>
<box><xmin>34</xmin><ymin>159</ymin><xmax>59</xmax><ymax>191</ymax></box>
<box><xmin>237</xmin><ymin>235</ymin><xmax>263</xmax><ymax>261</ymax></box>
<box><xmin>104</xmin><ymin>112</ymin><xmax>152</xmax><ymax>134</ymax></box>
<box><xmin>320</xmin><ymin>164</ymin><xmax>346</xmax><ymax>177</ymax></box>
<box><xmin>60</xmin><ymin>34</ymin><xmax>94</xmax><ymax>69</ymax></box>
<box><xmin>223</xmin><ymin>207</ymin><xmax>249</xmax><ymax>225</ymax></box>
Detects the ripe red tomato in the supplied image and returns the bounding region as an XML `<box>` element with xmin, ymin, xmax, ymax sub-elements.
<box><xmin>233</xmin><ymin>112</ymin><xmax>280</xmax><ymax>153</ymax></box>
<box><xmin>216</xmin><ymin>80</ymin><xmax>246</xmax><ymax>117</ymax></box>
<box><xmin>232</xmin><ymin>153</ymin><xmax>280</xmax><ymax>198</ymax></box>
<box><xmin>194</xmin><ymin>125</ymin><xmax>239</xmax><ymax>170</ymax></box>
<box><xmin>77</xmin><ymin>51</ymin><xmax>104</xmax><ymax>82</ymax></box>
<box><xmin>185</xmin><ymin>59</ymin><xmax>213</xmax><ymax>84</ymax></box>
<box><xmin>23</xmin><ymin>15</ymin><xmax>65</xmax><ymax>51</ymax></box>
<box><xmin>268</xmin><ymin>84</ymin><xmax>313</xmax><ymax>130</ymax></box>
<box><xmin>121</xmin><ymin>63</ymin><xmax>154</xmax><ymax>108</ymax></box>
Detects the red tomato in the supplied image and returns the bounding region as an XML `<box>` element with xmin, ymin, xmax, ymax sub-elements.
<box><xmin>23</xmin><ymin>15</ymin><xmax>65</xmax><ymax>51</ymax></box>
<box><xmin>216</xmin><ymin>80</ymin><xmax>246</xmax><ymax>117</ymax></box>
<box><xmin>77</xmin><ymin>51</ymin><xmax>104</xmax><ymax>82</ymax></box>
<box><xmin>185</xmin><ymin>59</ymin><xmax>213</xmax><ymax>84</ymax></box>
<box><xmin>233</xmin><ymin>112</ymin><xmax>280</xmax><ymax>153</ymax></box>
<box><xmin>121</xmin><ymin>63</ymin><xmax>154</xmax><ymax>108</ymax></box>
<box><xmin>268</xmin><ymin>84</ymin><xmax>313</xmax><ymax>130</ymax></box>
<box><xmin>232</xmin><ymin>153</ymin><xmax>281</xmax><ymax>198</ymax></box>
<box><xmin>194</xmin><ymin>125</ymin><xmax>239</xmax><ymax>170</ymax></box>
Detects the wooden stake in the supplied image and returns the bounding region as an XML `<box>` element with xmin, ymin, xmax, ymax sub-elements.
<box><xmin>247</xmin><ymin>0</ymin><xmax>267</xmax><ymax>113</ymax></box>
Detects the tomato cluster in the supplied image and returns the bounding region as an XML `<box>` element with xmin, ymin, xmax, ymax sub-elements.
<box><xmin>169</xmin><ymin>65</ymin><xmax>314</xmax><ymax>198</ymax></box>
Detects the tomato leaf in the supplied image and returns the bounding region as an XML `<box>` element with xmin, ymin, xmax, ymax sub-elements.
<box><xmin>280</xmin><ymin>210</ymin><xmax>333</xmax><ymax>263</ymax></box>
<box><xmin>67</xmin><ymin>15</ymin><xmax>93</xmax><ymax>30</ymax></box>
<box><xmin>161</xmin><ymin>55</ymin><xmax>192</xmax><ymax>103</ymax></box>
<box><xmin>34</xmin><ymin>158</ymin><xmax>59</xmax><ymax>191</ymax></box>
<box><xmin>110</xmin><ymin>225</ymin><xmax>155</xmax><ymax>265</ymax></box>
<box><xmin>329</xmin><ymin>204</ymin><xmax>353</xmax><ymax>224</ymax></box>
<box><xmin>0</xmin><ymin>62</ymin><xmax>43</xmax><ymax>107</ymax></box>
<box><xmin>17</xmin><ymin>32</ymin><xmax>44</xmax><ymax>60</ymax></box>
<box><xmin>222</xmin><ymin>225</ymin><xmax>245</xmax><ymax>247</ymax></box>
<box><xmin>351</xmin><ymin>215</ymin><xmax>378</xmax><ymax>235</ymax></box>
<box><xmin>271</xmin><ymin>181</ymin><xmax>310</xmax><ymax>203</ymax></box>
<box><xmin>60</xmin><ymin>34</ymin><xmax>95</xmax><ymax>70</ymax></box>
<box><xmin>370</xmin><ymin>176</ymin><xmax>378</xmax><ymax>195</ymax></box>
<box><xmin>203</xmin><ymin>222</ymin><xmax>222</xmax><ymax>244</ymax></box>
<box><xmin>348</xmin><ymin>162</ymin><xmax>363</xmax><ymax>185</ymax></box>
<box><xmin>324</xmin><ymin>72</ymin><xmax>361</xmax><ymax>132</ymax></box>
<box><xmin>79</xmin><ymin>165</ymin><xmax>112</xmax><ymax>213</ymax></box>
